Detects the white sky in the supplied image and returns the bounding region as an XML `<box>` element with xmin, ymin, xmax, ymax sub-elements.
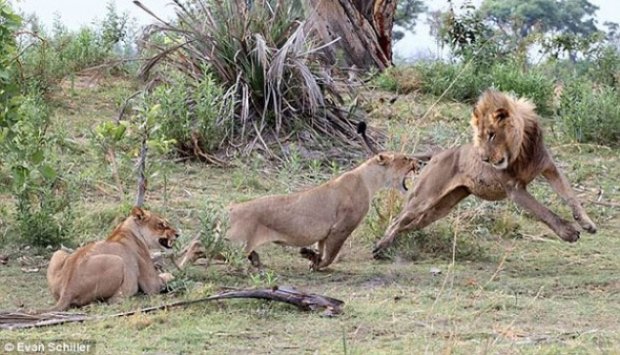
<box><xmin>12</xmin><ymin>0</ymin><xmax>620</xmax><ymax>59</ymax></box>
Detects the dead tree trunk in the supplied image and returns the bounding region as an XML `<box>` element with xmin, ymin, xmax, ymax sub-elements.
<box><xmin>307</xmin><ymin>0</ymin><xmax>397</xmax><ymax>71</ymax></box>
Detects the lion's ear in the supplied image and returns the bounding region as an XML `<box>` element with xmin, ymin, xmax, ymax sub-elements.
<box><xmin>494</xmin><ymin>108</ymin><xmax>509</xmax><ymax>121</ymax></box>
<box><xmin>131</xmin><ymin>206</ymin><xmax>145</xmax><ymax>221</ymax></box>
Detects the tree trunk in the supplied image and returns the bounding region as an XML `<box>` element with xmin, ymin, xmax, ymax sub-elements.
<box><xmin>307</xmin><ymin>0</ymin><xmax>397</xmax><ymax>71</ymax></box>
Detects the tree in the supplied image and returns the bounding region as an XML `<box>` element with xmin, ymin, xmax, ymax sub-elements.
<box><xmin>393</xmin><ymin>0</ymin><xmax>427</xmax><ymax>41</ymax></box>
<box><xmin>480</xmin><ymin>0</ymin><xmax>600</xmax><ymax>61</ymax></box>
<box><xmin>307</xmin><ymin>0</ymin><xmax>399</xmax><ymax>70</ymax></box>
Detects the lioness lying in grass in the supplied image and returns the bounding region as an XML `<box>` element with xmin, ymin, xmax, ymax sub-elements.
<box><xmin>227</xmin><ymin>144</ymin><xmax>419</xmax><ymax>270</ymax></box>
<box><xmin>44</xmin><ymin>207</ymin><xmax>178</xmax><ymax>311</ymax></box>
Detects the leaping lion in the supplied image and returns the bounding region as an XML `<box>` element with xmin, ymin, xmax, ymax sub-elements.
<box><xmin>226</xmin><ymin>138</ymin><xmax>419</xmax><ymax>271</ymax></box>
<box><xmin>44</xmin><ymin>207</ymin><xmax>179</xmax><ymax>311</ymax></box>
<box><xmin>373</xmin><ymin>89</ymin><xmax>597</xmax><ymax>257</ymax></box>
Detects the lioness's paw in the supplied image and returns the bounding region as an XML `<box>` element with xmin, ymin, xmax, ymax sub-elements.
<box><xmin>558</xmin><ymin>224</ymin><xmax>580</xmax><ymax>243</ymax></box>
<box><xmin>159</xmin><ymin>272</ymin><xmax>174</xmax><ymax>283</ymax></box>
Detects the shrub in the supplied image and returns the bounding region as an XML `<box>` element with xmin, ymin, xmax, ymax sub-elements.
<box><xmin>374</xmin><ymin>66</ymin><xmax>421</xmax><ymax>94</ymax></box>
<box><xmin>488</xmin><ymin>63</ymin><xmax>554</xmax><ymax>116</ymax></box>
<box><xmin>557</xmin><ymin>81</ymin><xmax>620</xmax><ymax>146</ymax></box>
<box><xmin>146</xmin><ymin>68</ymin><xmax>228</xmax><ymax>157</ymax></box>
<box><xmin>17</xmin><ymin>2</ymin><xmax>131</xmax><ymax>95</ymax></box>
<box><xmin>411</xmin><ymin>61</ymin><xmax>554</xmax><ymax>116</ymax></box>
<box><xmin>1</xmin><ymin>94</ymin><xmax>74</xmax><ymax>247</ymax></box>
<box><xmin>137</xmin><ymin>0</ymin><xmax>363</xmax><ymax>160</ymax></box>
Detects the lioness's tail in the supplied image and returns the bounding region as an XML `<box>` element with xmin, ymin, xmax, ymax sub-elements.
<box><xmin>30</xmin><ymin>295</ymin><xmax>71</xmax><ymax>314</ymax></box>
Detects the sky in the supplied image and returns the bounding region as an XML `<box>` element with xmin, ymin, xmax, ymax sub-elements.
<box><xmin>12</xmin><ymin>0</ymin><xmax>620</xmax><ymax>60</ymax></box>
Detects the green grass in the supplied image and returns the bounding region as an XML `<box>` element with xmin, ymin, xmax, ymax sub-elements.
<box><xmin>0</xmin><ymin>77</ymin><xmax>619</xmax><ymax>353</ymax></box>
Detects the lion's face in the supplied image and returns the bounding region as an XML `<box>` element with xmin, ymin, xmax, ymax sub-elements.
<box><xmin>471</xmin><ymin>90</ymin><xmax>521</xmax><ymax>170</ymax></box>
<box><xmin>375</xmin><ymin>153</ymin><xmax>418</xmax><ymax>194</ymax></box>
<box><xmin>131</xmin><ymin>207</ymin><xmax>179</xmax><ymax>249</ymax></box>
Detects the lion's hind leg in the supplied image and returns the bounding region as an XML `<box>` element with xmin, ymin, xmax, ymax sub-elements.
<box><xmin>373</xmin><ymin>187</ymin><xmax>470</xmax><ymax>259</ymax></box>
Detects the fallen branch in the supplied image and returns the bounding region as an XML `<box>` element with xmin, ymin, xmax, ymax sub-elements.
<box><xmin>589</xmin><ymin>199</ymin><xmax>620</xmax><ymax>208</ymax></box>
<box><xmin>0</xmin><ymin>286</ymin><xmax>344</xmax><ymax>330</ymax></box>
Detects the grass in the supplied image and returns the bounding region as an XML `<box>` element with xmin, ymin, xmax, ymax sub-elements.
<box><xmin>0</xmin><ymin>76</ymin><xmax>619</xmax><ymax>353</ymax></box>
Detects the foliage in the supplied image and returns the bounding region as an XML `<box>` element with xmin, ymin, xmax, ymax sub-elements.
<box><xmin>480</xmin><ymin>0</ymin><xmax>600</xmax><ymax>60</ymax></box>
<box><xmin>557</xmin><ymin>81</ymin><xmax>620</xmax><ymax>145</ymax></box>
<box><xmin>393</xmin><ymin>0</ymin><xmax>427</xmax><ymax>41</ymax></box>
<box><xmin>374</xmin><ymin>66</ymin><xmax>421</xmax><ymax>94</ymax></box>
<box><xmin>145</xmin><ymin>68</ymin><xmax>229</xmax><ymax>158</ymax></box>
<box><xmin>2</xmin><ymin>94</ymin><xmax>74</xmax><ymax>247</ymax></box>
<box><xmin>0</xmin><ymin>0</ymin><xmax>21</xmax><ymax>111</ymax></box>
<box><xmin>138</xmin><ymin>0</ymin><xmax>362</xmax><ymax>160</ymax></box>
<box><xmin>412</xmin><ymin>61</ymin><xmax>554</xmax><ymax>115</ymax></box>
<box><xmin>440</xmin><ymin>0</ymin><xmax>504</xmax><ymax>71</ymax></box>
<box><xmin>17</xmin><ymin>1</ymin><xmax>132</xmax><ymax>95</ymax></box>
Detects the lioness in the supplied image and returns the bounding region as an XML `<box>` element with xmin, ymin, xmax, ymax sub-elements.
<box><xmin>45</xmin><ymin>207</ymin><xmax>178</xmax><ymax>311</ymax></box>
<box><xmin>227</xmin><ymin>151</ymin><xmax>418</xmax><ymax>270</ymax></box>
<box><xmin>373</xmin><ymin>89</ymin><xmax>597</xmax><ymax>257</ymax></box>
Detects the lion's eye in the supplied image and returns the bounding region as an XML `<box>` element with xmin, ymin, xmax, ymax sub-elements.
<box><xmin>488</xmin><ymin>132</ymin><xmax>495</xmax><ymax>142</ymax></box>
<box><xmin>158</xmin><ymin>222</ymin><xmax>166</xmax><ymax>229</ymax></box>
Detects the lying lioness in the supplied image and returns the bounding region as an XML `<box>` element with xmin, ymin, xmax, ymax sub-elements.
<box><xmin>226</xmin><ymin>147</ymin><xmax>418</xmax><ymax>270</ymax></box>
<box><xmin>373</xmin><ymin>89</ymin><xmax>597</xmax><ymax>257</ymax></box>
<box><xmin>44</xmin><ymin>207</ymin><xmax>178</xmax><ymax>311</ymax></box>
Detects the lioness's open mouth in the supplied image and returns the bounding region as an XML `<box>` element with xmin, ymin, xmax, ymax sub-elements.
<box><xmin>401</xmin><ymin>168</ymin><xmax>415</xmax><ymax>191</ymax></box>
<box><xmin>159</xmin><ymin>238</ymin><xmax>173</xmax><ymax>249</ymax></box>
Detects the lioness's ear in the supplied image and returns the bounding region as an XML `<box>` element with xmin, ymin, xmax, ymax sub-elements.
<box><xmin>131</xmin><ymin>206</ymin><xmax>145</xmax><ymax>221</ymax></box>
<box><xmin>376</xmin><ymin>153</ymin><xmax>390</xmax><ymax>165</ymax></box>
<box><xmin>494</xmin><ymin>108</ymin><xmax>509</xmax><ymax>121</ymax></box>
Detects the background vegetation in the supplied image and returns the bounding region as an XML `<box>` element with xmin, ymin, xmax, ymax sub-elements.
<box><xmin>0</xmin><ymin>0</ymin><xmax>618</xmax><ymax>352</ymax></box>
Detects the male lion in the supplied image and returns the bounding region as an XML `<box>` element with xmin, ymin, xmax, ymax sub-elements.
<box><xmin>227</xmin><ymin>150</ymin><xmax>418</xmax><ymax>270</ymax></box>
<box><xmin>44</xmin><ymin>207</ymin><xmax>179</xmax><ymax>311</ymax></box>
<box><xmin>372</xmin><ymin>89</ymin><xmax>597</xmax><ymax>257</ymax></box>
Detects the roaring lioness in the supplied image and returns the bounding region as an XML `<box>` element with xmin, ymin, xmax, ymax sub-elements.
<box><xmin>45</xmin><ymin>207</ymin><xmax>178</xmax><ymax>311</ymax></box>
<box><xmin>227</xmin><ymin>150</ymin><xmax>418</xmax><ymax>270</ymax></box>
<box><xmin>373</xmin><ymin>89</ymin><xmax>597</xmax><ymax>257</ymax></box>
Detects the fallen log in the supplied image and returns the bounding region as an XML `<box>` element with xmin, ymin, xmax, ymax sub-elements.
<box><xmin>0</xmin><ymin>286</ymin><xmax>344</xmax><ymax>330</ymax></box>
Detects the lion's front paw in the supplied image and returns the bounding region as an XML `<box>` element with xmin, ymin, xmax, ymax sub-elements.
<box><xmin>574</xmin><ymin>214</ymin><xmax>597</xmax><ymax>234</ymax></box>
<box><xmin>159</xmin><ymin>272</ymin><xmax>174</xmax><ymax>283</ymax></box>
<box><xmin>558</xmin><ymin>223</ymin><xmax>580</xmax><ymax>243</ymax></box>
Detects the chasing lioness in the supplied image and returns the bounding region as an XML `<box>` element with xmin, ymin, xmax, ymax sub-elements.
<box><xmin>227</xmin><ymin>148</ymin><xmax>419</xmax><ymax>270</ymax></box>
<box><xmin>44</xmin><ymin>207</ymin><xmax>178</xmax><ymax>311</ymax></box>
<box><xmin>372</xmin><ymin>89</ymin><xmax>597</xmax><ymax>257</ymax></box>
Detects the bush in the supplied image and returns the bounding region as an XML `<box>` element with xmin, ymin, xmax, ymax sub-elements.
<box><xmin>374</xmin><ymin>66</ymin><xmax>421</xmax><ymax>94</ymax></box>
<box><xmin>138</xmin><ymin>0</ymin><xmax>362</xmax><ymax>159</ymax></box>
<box><xmin>557</xmin><ymin>81</ymin><xmax>620</xmax><ymax>146</ymax></box>
<box><xmin>146</xmin><ymin>68</ymin><xmax>228</xmax><ymax>157</ymax></box>
<box><xmin>405</xmin><ymin>61</ymin><xmax>554</xmax><ymax>116</ymax></box>
<box><xmin>488</xmin><ymin>63</ymin><xmax>554</xmax><ymax>116</ymax></box>
<box><xmin>1</xmin><ymin>94</ymin><xmax>74</xmax><ymax>247</ymax></box>
<box><xmin>17</xmin><ymin>2</ymin><xmax>131</xmax><ymax>95</ymax></box>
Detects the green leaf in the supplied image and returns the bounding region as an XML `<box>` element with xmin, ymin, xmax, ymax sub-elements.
<box><xmin>11</xmin><ymin>165</ymin><xmax>29</xmax><ymax>190</ymax></box>
<box><xmin>30</xmin><ymin>150</ymin><xmax>44</xmax><ymax>164</ymax></box>
<box><xmin>39</xmin><ymin>165</ymin><xmax>57</xmax><ymax>180</ymax></box>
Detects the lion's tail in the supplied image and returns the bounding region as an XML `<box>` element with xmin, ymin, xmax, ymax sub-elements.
<box><xmin>357</xmin><ymin>121</ymin><xmax>380</xmax><ymax>155</ymax></box>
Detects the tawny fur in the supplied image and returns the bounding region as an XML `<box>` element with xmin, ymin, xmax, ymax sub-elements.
<box><xmin>44</xmin><ymin>207</ymin><xmax>178</xmax><ymax>312</ymax></box>
<box><xmin>373</xmin><ymin>89</ymin><xmax>597</xmax><ymax>257</ymax></box>
<box><xmin>227</xmin><ymin>153</ymin><xmax>418</xmax><ymax>270</ymax></box>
